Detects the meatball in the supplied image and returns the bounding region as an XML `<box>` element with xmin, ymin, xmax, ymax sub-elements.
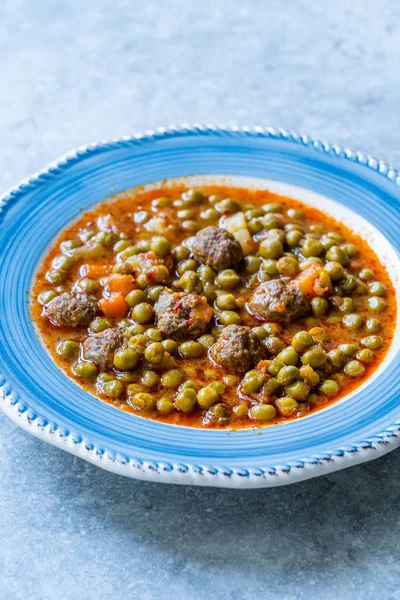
<box><xmin>192</xmin><ymin>226</ymin><xmax>243</xmax><ymax>272</ymax></box>
<box><xmin>46</xmin><ymin>292</ymin><xmax>97</xmax><ymax>327</ymax></box>
<box><xmin>247</xmin><ymin>279</ymin><xmax>310</xmax><ymax>323</ymax></box>
<box><xmin>210</xmin><ymin>325</ymin><xmax>264</xmax><ymax>374</ymax></box>
<box><xmin>154</xmin><ymin>291</ymin><xmax>213</xmax><ymax>340</ymax></box>
<box><xmin>82</xmin><ymin>328</ymin><xmax>124</xmax><ymax>371</ymax></box>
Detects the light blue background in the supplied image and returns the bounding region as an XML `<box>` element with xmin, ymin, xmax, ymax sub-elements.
<box><xmin>1</xmin><ymin>1</ymin><xmax>399</xmax><ymax>599</ymax></box>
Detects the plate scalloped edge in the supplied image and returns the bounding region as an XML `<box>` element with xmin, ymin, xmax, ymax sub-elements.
<box><xmin>0</xmin><ymin>123</ymin><xmax>399</xmax><ymax>488</ymax></box>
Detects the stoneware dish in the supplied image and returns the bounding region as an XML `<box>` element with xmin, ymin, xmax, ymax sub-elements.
<box><xmin>1</xmin><ymin>125</ymin><xmax>400</xmax><ymax>488</ymax></box>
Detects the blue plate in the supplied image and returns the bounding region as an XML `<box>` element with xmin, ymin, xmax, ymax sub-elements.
<box><xmin>1</xmin><ymin>125</ymin><xmax>399</xmax><ymax>488</ymax></box>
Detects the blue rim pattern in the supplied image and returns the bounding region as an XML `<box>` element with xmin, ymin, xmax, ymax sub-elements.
<box><xmin>0</xmin><ymin>124</ymin><xmax>399</xmax><ymax>482</ymax></box>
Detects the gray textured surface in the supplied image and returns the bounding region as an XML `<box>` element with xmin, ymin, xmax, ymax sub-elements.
<box><xmin>0</xmin><ymin>1</ymin><xmax>399</xmax><ymax>599</ymax></box>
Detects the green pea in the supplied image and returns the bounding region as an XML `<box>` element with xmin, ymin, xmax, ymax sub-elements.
<box><xmin>113</xmin><ymin>239</ymin><xmax>132</xmax><ymax>253</ymax></box>
<box><xmin>277</xmin><ymin>346</ymin><xmax>299</xmax><ymax>366</ymax></box>
<box><xmin>179</xmin><ymin>341</ymin><xmax>204</xmax><ymax>358</ymax></box>
<box><xmin>291</xmin><ymin>331</ymin><xmax>313</xmax><ymax>354</ymax></box>
<box><xmin>299</xmin><ymin>364</ymin><xmax>320</xmax><ymax>386</ymax></box>
<box><xmin>327</xmin><ymin>348</ymin><xmax>346</xmax><ymax>368</ymax></box>
<box><xmin>248</xmin><ymin>220</ymin><xmax>263</xmax><ymax>236</ymax></box>
<box><xmin>319</xmin><ymin>379</ymin><xmax>339</xmax><ymax>396</ymax></box>
<box><xmin>261</xmin><ymin>259</ymin><xmax>278</xmax><ymax>276</ymax></box>
<box><xmin>327</xmin><ymin>231</ymin><xmax>343</xmax><ymax>243</ymax></box>
<box><xmin>201</xmin><ymin>208</ymin><xmax>220</xmax><ymax>222</ymax></box>
<box><xmin>146</xmin><ymin>286</ymin><xmax>164</xmax><ymax>303</ymax></box>
<box><xmin>276</xmin><ymin>256</ymin><xmax>299</xmax><ymax>277</ymax></box>
<box><xmin>126</xmin><ymin>383</ymin><xmax>143</xmax><ymax>397</ymax></box>
<box><xmin>157</xmin><ymin>398</ymin><xmax>175</xmax><ymax>415</ymax></box>
<box><xmin>325</xmin><ymin>246</ymin><xmax>348</xmax><ymax>265</ymax></box>
<box><xmin>96</xmin><ymin>231</ymin><xmax>118</xmax><ymax>247</ymax></box>
<box><xmin>203</xmin><ymin>403</ymin><xmax>231</xmax><ymax>425</ymax></box>
<box><xmin>125</xmin><ymin>289</ymin><xmax>147</xmax><ymax>308</ymax></box>
<box><xmin>277</xmin><ymin>366</ymin><xmax>299</xmax><ymax>386</ymax></box>
<box><xmin>259</xmin><ymin>239</ymin><xmax>283</xmax><ymax>260</ymax></box>
<box><xmin>180</xmin><ymin>271</ymin><xmax>198</xmax><ymax>293</ymax></box>
<box><xmin>38</xmin><ymin>290</ymin><xmax>57</xmax><ymax>305</ymax></box>
<box><xmin>103</xmin><ymin>380</ymin><xmax>125</xmax><ymax>398</ymax></box>
<box><xmin>56</xmin><ymin>340</ymin><xmax>79</xmax><ymax>359</ymax></box>
<box><xmin>215</xmin><ymin>269</ymin><xmax>241</xmax><ymax>290</ymax></box>
<box><xmin>78</xmin><ymin>278</ymin><xmax>98</xmax><ymax>293</ymax></box>
<box><xmin>366</xmin><ymin>318</ymin><xmax>381</xmax><ymax>333</ymax></box>
<box><xmin>252</xmin><ymin>327</ymin><xmax>268</xmax><ymax>341</ymax></box>
<box><xmin>174</xmin><ymin>388</ymin><xmax>197</xmax><ymax>412</ymax></box>
<box><xmin>244</xmin><ymin>256</ymin><xmax>262</xmax><ymax>273</ymax></box>
<box><xmin>73</xmin><ymin>361</ymin><xmax>98</xmax><ymax>379</ymax></box>
<box><xmin>209</xmin><ymin>381</ymin><xmax>225</xmax><ymax>394</ymax></box>
<box><xmin>90</xmin><ymin>317</ymin><xmax>112</xmax><ymax>333</ymax></box>
<box><xmin>359</xmin><ymin>268</ymin><xmax>374</xmax><ymax>281</ymax></box>
<box><xmin>263</xmin><ymin>202</ymin><xmax>281</xmax><ymax>214</ymax></box>
<box><xmin>286</xmin><ymin>229</ymin><xmax>303</xmax><ymax>247</ymax></box>
<box><xmin>344</xmin><ymin>360</ymin><xmax>365</xmax><ymax>378</ymax></box>
<box><xmin>216</xmin><ymin>198</ymin><xmax>240</xmax><ymax>213</ymax></box>
<box><xmin>144</xmin><ymin>342</ymin><xmax>165</xmax><ymax>364</ymax></box>
<box><xmin>153</xmin><ymin>197</ymin><xmax>172</xmax><ymax>209</ymax></box>
<box><xmin>183</xmin><ymin>189</ymin><xmax>204</xmax><ymax>204</ymax></box>
<box><xmin>52</xmin><ymin>255</ymin><xmax>75</xmax><ymax>270</ymax></box>
<box><xmin>241</xmin><ymin>373</ymin><xmax>265</xmax><ymax>394</ymax></box>
<box><xmin>117</xmin><ymin>246</ymin><xmax>140</xmax><ymax>261</ymax></box>
<box><xmin>367</xmin><ymin>296</ymin><xmax>386</xmax><ymax>312</ymax></box>
<box><xmin>264</xmin><ymin>336</ymin><xmax>286</xmax><ymax>356</ymax></box>
<box><xmin>46</xmin><ymin>269</ymin><xmax>67</xmax><ymax>284</ymax></box>
<box><xmin>60</xmin><ymin>239</ymin><xmax>80</xmax><ymax>254</ymax></box>
<box><xmin>143</xmin><ymin>328</ymin><xmax>162</xmax><ymax>342</ymax></box>
<box><xmin>249</xmin><ymin>404</ymin><xmax>277</xmax><ymax>421</ymax></box>
<box><xmin>324</xmin><ymin>261</ymin><xmax>344</xmax><ymax>281</ymax></box>
<box><xmin>311</xmin><ymin>297</ymin><xmax>329</xmax><ymax>317</ymax></box>
<box><xmin>130</xmin><ymin>392</ymin><xmax>157</xmax><ymax>411</ymax></box>
<box><xmin>197</xmin><ymin>386</ymin><xmax>220</xmax><ymax>409</ymax></box>
<box><xmin>179</xmin><ymin>380</ymin><xmax>199</xmax><ymax>391</ymax></box>
<box><xmin>267</xmin><ymin>359</ymin><xmax>285</xmax><ymax>376</ymax></box>
<box><xmin>173</xmin><ymin>245</ymin><xmax>190</xmax><ymax>262</ymax></box>
<box><xmin>161</xmin><ymin>339</ymin><xmax>179</xmax><ymax>354</ymax></box>
<box><xmin>302</xmin><ymin>238</ymin><xmax>323</xmax><ymax>258</ymax></box>
<box><xmin>308</xmin><ymin>327</ymin><xmax>328</xmax><ymax>343</ymax></box>
<box><xmin>287</xmin><ymin>207</ymin><xmax>303</xmax><ymax>220</ymax></box>
<box><xmin>177</xmin><ymin>259</ymin><xmax>198</xmax><ymax>275</ymax></box>
<box><xmin>198</xmin><ymin>334</ymin><xmax>215</xmax><ymax>349</ymax></box>
<box><xmin>219</xmin><ymin>310</ymin><xmax>242</xmax><ymax>326</ymax></box>
<box><xmin>342</xmin><ymin>243</ymin><xmax>358</xmax><ymax>258</ymax></box>
<box><xmin>302</xmin><ymin>347</ymin><xmax>327</xmax><ymax>368</ymax></box>
<box><xmin>341</xmin><ymin>275</ymin><xmax>357</xmax><ymax>292</ymax></box>
<box><xmin>125</xmin><ymin>324</ymin><xmax>145</xmax><ymax>336</ymax></box>
<box><xmin>284</xmin><ymin>380</ymin><xmax>310</xmax><ymax>401</ymax></box>
<box><xmin>161</xmin><ymin>370</ymin><xmax>184</xmax><ymax>388</ymax></box>
<box><xmin>339</xmin><ymin>297</ymin><xmax>354</xmax><ymax>314</ymax></box>
<box><xmin>263</xmin><ymin>323</ymin><xmax>282</xmax><ymax>336</ymax></box>
<box><xmin>197</xmin><ymin>265</ymin><xmax>216</xmax><ymax>283</ymax></box>
<box><xmin>275</xmin><ymin>397</ymin><xmax>299</xmax><ymax>417</ymax></box>
<box><xmin>131</xmin><ymin>302</ymin><xmax>154</xmax><ymax>324</ymax></box>
<box><xmin>216</xmin><ymin>293</ymin><xmax>236</xmax><ymax>310</ymax></box>
<box><xmin>356</xmin><ymin>349</ymin><xmax>374</xmax><ymax>364</ymax></box>
<box><xmin>141</xmin><ymin>370</ymin><xmax>160</xmax><ymax>387</ymax></box>
<box><xmin>114</xmin><ymin>348</ymin><xmax>139</xmax><ymax>371</ymax></box>
<box><xmin>361</xmin><ymin>335</ymin><xmax>383</xmax><ymax>350</ymax></box>
<box><xmin>97</xmin><ymin>373</ymin><xmax>114</xmax><ymax>383</ymax></box>
<box><xmin>368</xmin><ymin>281</ymin><xmax>387</xmax><ymax>296</ymax></box>
<box><xmin>338</xmin><ymin>343</ymin><xmax>358</xmax><ymax>357</ymax></box>
<box><xmin>343</xmin><ymin>313</ymin><xmax>363</xmax><ymax>330</ymax></box>
<box><xmin>233</xmin><ymin>402</ymin><xmax>250</xmax><ymax>418</ymax></box>
<box><xmin>355</xmin><ymin>281</ymin><xmax>368</xmax><ymax>295</ymax></box>
<box><xmin>203</xmin><ymin>283</ymin><xmax>217</xmax><ymax>303</ymax></box>
<box><xmin>150</xmin><ymin>236</ymin><xmax>171</xmax><ymax>257</ymax></box>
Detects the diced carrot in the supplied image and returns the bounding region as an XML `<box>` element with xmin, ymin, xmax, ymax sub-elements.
<box><xmin>107</xmin><ymin>274</ymin><xmax>136</xmax><ymax>296</ymax></box>
<box><xmin>99</xmin><ymin>293</ymin><xmax>129</xmax><ymax>317</ymax></box>
<box><xmin>80</xmin><ymin>263</ymin><xmax>112</xmax><ymax>279</ymax></box>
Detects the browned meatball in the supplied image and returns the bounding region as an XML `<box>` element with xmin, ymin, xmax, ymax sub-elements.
<box><xmin>154</xmin><ymin>291</ymin><xmax>213</xmax><ymax>340</ymax></box>
<box><xmin>247</xmin><ymin>280</ymin><xmax>310</xmax><ymax>323</ymax></box>
<box><xmin>191</xmin><ymin>226</ymin><xmax>243</xmax><ymax>272</ymax></box>
<box><xmin>46</xmin><ymin>292</ymin><xmax>97</xmax><ymax>327</ymax></box>
<box><xmin>82</xmin><ymin>328</ymin><xmax>124</xmax><ymax>371</ymax></box>
<box><xmin>210</xmin><ymin>325</ymin><xmax>264</xmax><ymax>373</ymax></box>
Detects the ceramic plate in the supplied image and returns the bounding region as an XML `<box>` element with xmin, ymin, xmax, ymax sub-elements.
<box><xmin>1</xmin><ymin>125</ymin><xmax>400</xmax><ymax>488</ymax></box>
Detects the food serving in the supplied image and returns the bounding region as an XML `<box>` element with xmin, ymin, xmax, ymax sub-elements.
<box><xmin>31</xmin><ymin>184</ymin><xmax>396</xmax><ymax>429</ymax></box>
